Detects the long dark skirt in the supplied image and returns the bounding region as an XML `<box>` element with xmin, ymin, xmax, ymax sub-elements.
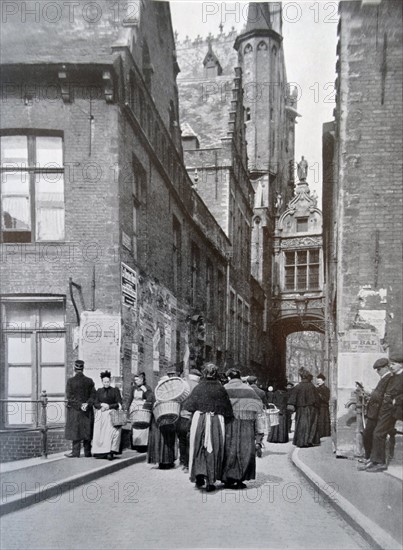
<box><xmin>317</xmin><ymin>404</ymin><xmax>331</xmax><ymax>438</ymax></box>
<box><xmin>222</xmin><ymin>418</ymin><xmax>256</xmax><ymax>483</ymax></box>
<box><xmin>189</xmin><ymin>412</ymin><xmax>225</xmax><ymax>485</ymax></box>
<box><xmin>147</xmin><ymin>417</ymin><xmax>177</xmax><ymax>465</ymax></box>
<box><xmin>267</xmin><ymin>412</ymin><xmax>289</xmax><ymax>443</ymax></box>
<box><xmin>293</xmin><ymin>406</ymin><xmax>320</xmax><ymax>447</ymax></box>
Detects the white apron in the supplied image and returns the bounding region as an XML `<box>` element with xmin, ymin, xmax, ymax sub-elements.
<box><xmin>92</xmin><ymin>409</ymin><xmax>121</xmax><ymax>454</ymax></box>
<box><xmin>129</xmin><ymin>393</ymin><xmax>150</xmax><ymax>447</ymax></box>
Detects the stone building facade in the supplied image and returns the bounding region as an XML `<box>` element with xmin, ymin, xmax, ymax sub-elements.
<box><xmin>0</xmin><ymin>0</ymin><xmax>232</xmax><ymax>461</ymax></box>
<box><xmin>322</xmin><ymin>0</ymin><xmax>403</xmax><ymax>456</ymax></box>
<box><xmin>176</xmin><ymin>2</ymin><xmax>298</xmax><ymax>377</ymax></box>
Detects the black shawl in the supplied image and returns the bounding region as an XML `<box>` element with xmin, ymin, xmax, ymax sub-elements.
<box><xmin>182</xmin><ymin>379</ymin><xmax>233</xmax><ymax>418</ymax></box>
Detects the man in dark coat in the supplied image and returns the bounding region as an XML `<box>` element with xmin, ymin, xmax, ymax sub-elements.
<box><xmin>358</xmin><ymin>358</ymin><xmax>391</xmax><ymax>468</ymax></box>
<box><xmin>367</xmin><ymin>353</ymin><xmax>403</xmax><ymax>472</ymax></box>
<box><xmin>65</xmin><ymin>360</ymin><xmax>96</xmax><ymax>458</ymax></box>
<box><xmin>315</xmin><ymin>373</ymin><xmax>331</xmax><ymax>438</ymax></box>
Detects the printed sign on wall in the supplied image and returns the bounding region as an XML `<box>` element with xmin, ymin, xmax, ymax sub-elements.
<box><xmin>79</xmin><ymin>310</ymin><xmax>121</xmax><ymax>385</ymax></box>
<box><xmin>121</xmin><ymin>262</ymin><xmax>137</xmax><ymax>310</ymax></box>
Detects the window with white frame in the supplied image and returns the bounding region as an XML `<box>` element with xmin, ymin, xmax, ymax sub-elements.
<box><xmin>1</xmin><ymin>133</ymin><xmax>65</xmax><ymax>243</ymax></box>
<box><xmin>284</xmin><ymin>249</ymin><xmax>320</xmax><ymax>291</ymax></box>
<box><xmin>1</xmin><ymin>300</ymin><xmax>66</xmax><ymax>427</ymax></box>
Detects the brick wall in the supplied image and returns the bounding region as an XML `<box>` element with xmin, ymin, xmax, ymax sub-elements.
<box><xmin>337</xmin><ymin>0</ymin><xmax>403</xmax><ymax>350</ymax></box>
<box><xmin>0</xmin><ymin>429</ymin><xmax>70</xmax><ymax>462</ymax></box>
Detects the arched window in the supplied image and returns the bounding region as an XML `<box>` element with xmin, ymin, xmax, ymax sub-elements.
<box><xmin>258</xmin><ymin>41</ymin><xmax>267</xmax><ymax>51</ymax></box>
<box><xmin>245</xmin><ymin>107</ymin><xmax>251</xmax><ymax>122</ymax></box>
<box><xmin>244</xmin><ymin>43</ymin><xmax>253</xmax><ymax>54</ymax></box>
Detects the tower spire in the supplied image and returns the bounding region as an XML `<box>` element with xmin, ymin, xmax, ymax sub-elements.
<box><xmin>245</xmin><ymin>3</ymin><xmax>272</xmax><ymax>33</ymax></box>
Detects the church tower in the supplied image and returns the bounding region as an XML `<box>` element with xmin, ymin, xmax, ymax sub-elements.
<box><xmin>235</xmin><ymin>2</ymin><xmax>299</xmax><ymax>381</ymax></box>
<box><xmin>235</xmin><ymin>2</ymin><xmax>284</xmax><ymax>180</ymax></box>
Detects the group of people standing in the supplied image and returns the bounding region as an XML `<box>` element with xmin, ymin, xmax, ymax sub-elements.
<box><xmin>65</xmin><ymin>360</ymin><xmax>123</xmax><ymax>460</ymax></box>
<box><xmin>358</xmin><ymin>353</ymin><xmax>403</xmax><ymax>473</ymax></box>
<box><xmin>127</xmin><ymin>364</ymin><xmax>266</xmax><ymax>491</ymax></box>
<box><xmin>64</xmin><ymin>359</ymin><xmax>332</xmax><ymax>485</ymax></box>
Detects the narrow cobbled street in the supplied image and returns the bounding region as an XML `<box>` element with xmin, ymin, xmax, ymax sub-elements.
<box><xmin>1</xmin><ymin>443</ymin><xmax>371</xmax><ymax>550</ymax></box>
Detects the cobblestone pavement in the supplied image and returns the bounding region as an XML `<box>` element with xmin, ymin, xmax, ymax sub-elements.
<box><xmin>1</xmin><ymin>442</ymin><xmax>372</xmax><ymax>550</ymax></box>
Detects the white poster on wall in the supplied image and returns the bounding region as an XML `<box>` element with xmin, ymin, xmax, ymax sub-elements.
<box><xmin>79</xmin><ymin>310</ymin><xmax>121</xmax><ymax>386</ymax></box>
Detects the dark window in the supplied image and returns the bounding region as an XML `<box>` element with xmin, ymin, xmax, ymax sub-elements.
<box><xmin>191</xmin><ymin>242</ymin><xmax>200</xmax><ymax>306</ymax></box>
<box><xmin>217</xmin><ymin>270</ymin><xmax>224</xmax><ymax>329</ymax></box>
<box><xmin>173</xmin><ymin>216</ymin><xmax>181</xmax><ymax>294</ymax></box>
<box><xmin>297</xmin><ymin>217</ymin><xmax>309</xmax><ymax>232</ymax></box>
<box><xmin>284</xmin><ymin>249</ymin><xmax>321</xmax><ymax>291</ymax></box>
<box><xmin>132</xmin><ymin>158</ymin><xmax>146</xmax><ymax>262</ymax></box>
<box><xmin>206</xmin><ymin>259</ymin><xmax>213</xmax><ymax>318</ymax></box>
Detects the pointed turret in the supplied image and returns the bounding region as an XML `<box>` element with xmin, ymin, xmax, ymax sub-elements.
<box><xmin>244</xmin><ymin>3</ymin><xmax>272</xmax><ymax>33</ymax></box>
<box><xmin>234</xmin><ymin>2</ymin><xmax>282</xmax><ymax>51</ymax></box>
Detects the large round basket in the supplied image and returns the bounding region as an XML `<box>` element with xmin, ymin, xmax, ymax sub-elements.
<box><xmin>153</xmin><ymin>401</ymin><xmax>181</xmax><ymax>427</ymax></box>
<box><xmin>131</xmin><ymin>409</ymin><xmax>152</xmax><ymax>429</ymax></box>
<box><xmin>155</xmin><ymin>377</ymin><xmax>190</xmax><ymax>403</ymax></box>
<box><xmin>266</xmin><ymin>403</ymin><xmax>280</xmax><ymax>428</ymax></box>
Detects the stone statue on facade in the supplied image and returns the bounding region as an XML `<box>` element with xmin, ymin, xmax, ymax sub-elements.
<box><xmin>297</xmin><ymin>156</ymin><xmax>308</xmax><ymax>182</ymax></box>
<box><xmin>275</xmin><ymin>192</ymin><xmax>283</xmax><ymax>212</ymax></box>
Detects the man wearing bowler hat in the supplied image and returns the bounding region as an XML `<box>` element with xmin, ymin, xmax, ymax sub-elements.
<box><xmin>358</xmin><ymin>357</ymin><xmax>391</xmax><ymax>469</ymax></box>
<box><xmin>65</xmin><ymin>360</ymin><xmax>96</xmax><ymax>458</ymax></box>
<box><xmin>366</xmin><ymin>353</ymin><xmax>403</xmax><ymax>472</ymax></box>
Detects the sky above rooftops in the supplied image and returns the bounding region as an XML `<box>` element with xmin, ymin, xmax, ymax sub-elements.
<box><xmin>170</xmin><ymin>1</ymin><xmax>339</xmax><ymax>202</ymax></box>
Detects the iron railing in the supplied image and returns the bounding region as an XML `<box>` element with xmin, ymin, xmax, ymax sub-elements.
<box><xmin>0</xmin><ymin>392</ymin><xmax>67</xmax><ymax>458</ymax></box>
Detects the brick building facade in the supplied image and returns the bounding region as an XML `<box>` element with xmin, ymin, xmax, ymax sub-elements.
<box><xmin>322</xmin><ymin>0</ymin><xmax>403</xmax><ymax>456</ymax></box>
<box><xmin>0</xmin><ymin>0</ymin><xmax>233</xmax><ymax>461</ymax></box>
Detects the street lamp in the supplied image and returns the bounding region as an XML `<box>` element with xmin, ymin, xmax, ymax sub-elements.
<box><xmin>295</xmin><ymin>293</ymin><xmax>326</xmax><ymax>332</ymax></box>
<box><xmin>295</xmin><ymin>293</ymin><xmax>308</xmax><ymax>322</ymax></box>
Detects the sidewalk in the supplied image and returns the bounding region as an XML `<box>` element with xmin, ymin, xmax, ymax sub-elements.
<box><xmin>0</xmin><ymin>449</ymin><xmax>146</xmax><ymax>516</ymax></box>
<box><xmin>292</xmin><ymin>437</ymin><xmax>403</xmax><ymax>550</ymax></box>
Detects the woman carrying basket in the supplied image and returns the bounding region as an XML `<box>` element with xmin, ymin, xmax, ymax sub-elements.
<box><xmin>127</xmin><ymin>372</ymin><xmax>153</xmax><ymax>452</ymax></box>
<box><xmin>147</xmin><ymin>368</ymin><xmax>179</xmax><ymax>469</ymax></box>
<box><xmin>92</xmin><ymin>371</ymin><xmax>123</xmax><ymax>460</ymax></box>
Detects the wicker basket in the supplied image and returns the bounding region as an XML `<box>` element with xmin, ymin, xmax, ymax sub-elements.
<box><xmin>153</xmin><ymin>401</ymin><xmax>180</xmax><ymax>426</ymax></box>
<box><xmin>132</xmin><ymin>409</ymin><xmax>152</xmax><ymax>429</ymax></box>
<box><xmin>155</xmin><ymin>377</ymin><xmax>190</xmax><ymax>403</ymax></box>
<box><xmin>266</xmin><ymin>403</ymin><xmax>280</xmax><ymax>428</ymax></box>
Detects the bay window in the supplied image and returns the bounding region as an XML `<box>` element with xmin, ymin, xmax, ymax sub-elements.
<box><xmin>284</xmin><ymin>249</ymin><xmax>320</xmax><ymax>291</ymax></box>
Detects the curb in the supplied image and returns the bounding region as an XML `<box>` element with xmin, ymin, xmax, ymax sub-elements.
<box><xmin>0</xmin><ymin>453</ymin><xmax>146</xmax><ymax>517</ymax></box>
<box><xmin>291</xmin><ymin>448</ymin><xmax>401</xmax><ymax>550</ymax></box>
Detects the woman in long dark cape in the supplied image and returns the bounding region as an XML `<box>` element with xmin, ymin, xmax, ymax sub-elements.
<box><xmin>185</xmin><ymin>363</ymin><xmax>233</xmax><ymax>491</ymax></box>
<box><xmin>288</xmin><ymin>368</ymin><xmax>320</xmax><ymax>448</ymax></box>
